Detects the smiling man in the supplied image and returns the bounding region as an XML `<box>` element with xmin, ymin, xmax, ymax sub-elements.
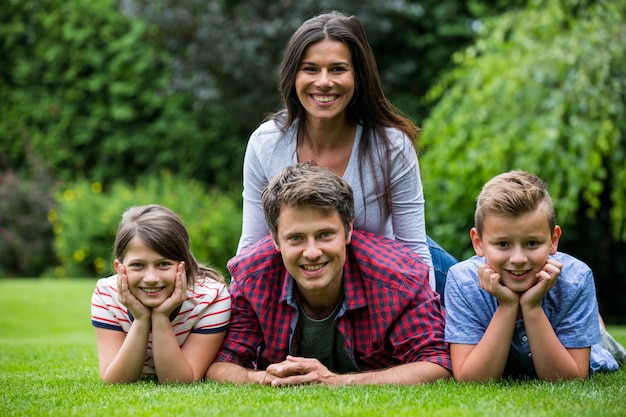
<box><xmin>206</xmin><ymin>162</ymin><xmax>451</xmax><ymax>386</ymax></box>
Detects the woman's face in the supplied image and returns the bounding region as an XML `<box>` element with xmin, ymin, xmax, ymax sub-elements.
<box><xmin>295</xmin><ymin>39</ymin><xmax>355</xmax><ymax>124</ymax></box>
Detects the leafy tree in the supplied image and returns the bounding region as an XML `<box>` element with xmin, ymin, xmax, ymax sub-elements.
<box><xmin>1</xmin><ymin>0</ymin><xmax>525</xmax><ymax>187</ymax></box>
<box><xmin>0</xmin><ymin>0</ymin><xmax>241</xmax><ymax>188</ymax></box>
<box><xmin>420</xmin><ymin>0</ymin><xmax>626</xmax><ymax>321</ymax></box>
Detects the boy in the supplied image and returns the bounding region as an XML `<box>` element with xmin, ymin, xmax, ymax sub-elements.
<box><xmin>445</xmin><ymin>170</ymin><xmax>624</xmax><ymax>382</ymax></box>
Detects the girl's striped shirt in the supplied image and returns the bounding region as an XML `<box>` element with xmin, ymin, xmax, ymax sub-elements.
<box><xmin>91</xmin><ymin>275</ymin><xmax>231</xmax><ymax>375</ymax></box>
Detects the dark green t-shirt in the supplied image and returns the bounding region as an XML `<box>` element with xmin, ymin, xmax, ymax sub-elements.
<box><xmin>297</xmin><ymin>301</ymin><xmax>357</xmax><ymax>374</ymax></box>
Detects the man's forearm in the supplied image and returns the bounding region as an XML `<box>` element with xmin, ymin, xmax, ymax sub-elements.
<box><xmin>205</xmin><ymin>361</ymin><xmax>265</xmax><ymax>384</ymax></box>
<box><xmin>342</xmin><ymin>361</ymin><xmax>451</xmax><ymax>385</ymax></box>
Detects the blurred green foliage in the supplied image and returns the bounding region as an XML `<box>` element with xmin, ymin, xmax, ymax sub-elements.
<box><xmin>421</xmin><ymin>0</ymin><xmax>626</xmax><ymax>258</ymax></box>
<box><xmin>0</xmin><ymin>0</ymin><xmax>242</xmax><ymax>188</ymax></box>
<box><xmin>48</xmin><ymin>172</ymin><xmax>242</xmax><ymax>278</ymax></box>
<box><xmin>0</xmin><ymin>170</ymin><xmax>54</xmax><ymax>277</ymax></box>
<box><xmin>420</xmin><ymin>0</ymin><xmax>626</xmax><ymax>321</ymax></box>
<box><xmin>125</xmin><ymin>0</ymin><xmax>524</xmax><ymax>130</ymax></box>
<box><xmin>0</xmin><ymin>0</ymin><xmax>524</xmax><ymax>278</ymax></box>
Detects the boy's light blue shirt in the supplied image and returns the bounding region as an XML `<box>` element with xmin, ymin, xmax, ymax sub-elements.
<box><xmin>444</xmin><ymin>252</ymin><xmax>618</xmax><ymax>375</ymax></box>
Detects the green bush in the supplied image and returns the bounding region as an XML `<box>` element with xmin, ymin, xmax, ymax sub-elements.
<box><xmin>49</xmin><ymin>173</ymin><xmax>242</xmax><ymax>279</ymax></box>
<box><xmin>1</xmin><ymin>0</ymin><xmax>243</xmax><ymax>189</ymax></box>
<box><xmin>0</xmin><ymin>169</ymin><xmax>55</xmax><ymax>278</ymax></box>
<box><xmin>419</xmin><ymin>0</ymin><xmax>626</xmax><ymax>322</ymax></box>
<box><xmin>421</xmin><ymin>0</ymin><xmax>626</xmax><ymax>259</ymax></box>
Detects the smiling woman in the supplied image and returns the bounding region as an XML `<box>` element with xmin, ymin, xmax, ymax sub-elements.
<box><xmin>235</xmin><ymin>10</ymin><xmax>458</xmax><ymax>300</ymax></box>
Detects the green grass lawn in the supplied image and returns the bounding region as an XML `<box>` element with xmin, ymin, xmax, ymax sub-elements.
<box><xmin>1</xmin><ymin>279</ymin><xmax>625</xmax><ymax>417</ymax></box>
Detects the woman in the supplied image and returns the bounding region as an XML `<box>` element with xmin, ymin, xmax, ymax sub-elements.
<box><xmin>237</xmin><ymin>11</ymin><xmax>455</xmax><ymax>294</ymax></box>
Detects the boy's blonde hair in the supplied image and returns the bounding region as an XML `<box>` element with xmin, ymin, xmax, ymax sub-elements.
<box><xmin>474</xmin><ymin>170</ymin><xmax>556</xmax><ymax>236</ymax></box>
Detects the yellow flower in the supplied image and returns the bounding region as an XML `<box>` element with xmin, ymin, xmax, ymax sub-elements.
<box><xmin>73</xmin><ymin>249</ymin><xmax>86</xmax><ymax>263</ymax></box>
<box><xmin>91</xmin><ymin>182</ymin><xmax>103</xmax><ymax>193</ymax></box>
<box><xmin>63</xmin><ymin>189</ymin><xmax>76</xmax><ymax>201</ymax></box>
<box><xmin>94</xmin><ymin>257</ymin><xmax>106</xmax><ymax>274</ymax></box>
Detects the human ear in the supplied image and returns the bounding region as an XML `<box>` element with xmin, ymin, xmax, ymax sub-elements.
<box><xmin>113</xmin><ymin>259</ymin><xmax>121</xmax><ymax>273</ymax></box>
<box><xmin>272</xmin><ymin>235</ymin><xmax>281</xmax><ymax>252</ymax></box>
<box><xmin>550</xmin><ymin>225</ymin><xmax>562</xmax><ymax>255</ymax></box>
<box><xmin>470</xmin><ymin>228</ymin><xmax>484</xmax><ymax>257</ymax></box>
<box><xmin>345</xmin><ymin>222</ymin><xmax>353</xmax><ymax>244</ymax></box>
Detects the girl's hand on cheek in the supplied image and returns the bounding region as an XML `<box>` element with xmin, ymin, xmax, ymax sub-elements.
<box><xmin>153</xmin><ymin>261</ymin><xmax>188</xmax><ymax>317</ymax></box>
<box><xmin>478</xmin><ymin>264</ymin><xmax>519</xmax><ymax>305</ymax></box>
<box><xmin>117</xmin><ymin>264</ymin><xmax>151</xmax><ymax>321</ymax></box>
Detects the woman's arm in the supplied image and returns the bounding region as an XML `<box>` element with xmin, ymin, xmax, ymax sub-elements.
<box><xmin>237</xmin><ymin>132</ymin><xmax>271</xmax><ymax>253</ymax></box>
<box><xmin>384</xmin><ymin>132</ymin><xmax>434</xmax><ymax>281</ymax></box>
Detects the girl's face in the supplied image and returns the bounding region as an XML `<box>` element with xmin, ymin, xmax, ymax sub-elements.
<box><xmin>295</xmin><ymin>39</ymin><xmax>355</xmax><ymax>124</ymax></box>
<box><xmin>114</xmin><ymin>236</ymin><xmax>178</xmax><ymax>308</ymax></box>
<box><xmin>471</xmin><ymin>209</ymin><xmax>561</xmax><ymax>293</ymax></box>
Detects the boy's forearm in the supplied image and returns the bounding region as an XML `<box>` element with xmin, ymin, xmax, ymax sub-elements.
<box><xmin>452</xmin><ymin>303</ymin><xmax>518</xmax><ymax>382</ymax></box>
<box><xmin>522</xmin><ymin>306</ymin><xmax>589</xmax><ymax>381</ymax></box>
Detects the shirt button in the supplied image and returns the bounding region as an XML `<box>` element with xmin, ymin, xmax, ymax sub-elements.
<box><xmin>516</xmin><ymin>323</ymin><xmax>522</xmax><ymax>329</ymax></box>
<box><xmin>522</xmin><ymin>336</ymin><xmax>528</xmax><ymax>342</ymax></box>
<box><xmin>528</xmin><ymin>352</ymin><xmax>532</xmax><ymax>358</ymax></box>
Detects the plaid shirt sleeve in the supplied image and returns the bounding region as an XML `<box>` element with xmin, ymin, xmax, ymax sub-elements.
<box><xmin>213</xmin><ymin>275</ymin><xmax>264</xmax><ymax>367</ymax></box>
<box><xmin>346</xmin><ymin>231</ymin><xmax>451</xmax><ymax>371</ymax></box>
<box><xmin>215</xmin><ymin>236</ymin><xmax>294</xmax><ymax>369</ymax></box>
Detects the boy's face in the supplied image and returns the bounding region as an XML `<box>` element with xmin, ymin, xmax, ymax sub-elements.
<box><xmin>470</xmin><ymin>208</ymin><xmax>561</xmax><ymax>293</ymax></box>
<box><xmin>273</xmin><ymin>204</ymin><xmax>352</xmax><ymax>303</ymax></box>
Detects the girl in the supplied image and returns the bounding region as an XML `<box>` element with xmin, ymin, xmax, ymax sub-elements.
<box><xmin>91</xmin><ymin>204</ymin><xmax>230</xmax><ymax>384</ymax></box>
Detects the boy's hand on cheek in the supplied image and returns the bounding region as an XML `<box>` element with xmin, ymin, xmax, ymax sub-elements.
<box><xmin>520</xmin><ymin>258</ymin><xmax>562</xmax><ymax>309</ymax></box>
<box><xmin>478</xmin><ymin>264</ymin><xmax>519</xmax><ymax>305</ymax></box>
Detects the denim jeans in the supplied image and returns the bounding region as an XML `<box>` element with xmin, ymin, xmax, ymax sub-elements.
<box><xmin>427</xmin><ymin>235</ymin><xmax>457</xmax><ymax>307</ymax></box>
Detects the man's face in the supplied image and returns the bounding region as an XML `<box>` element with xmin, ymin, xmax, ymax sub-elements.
<box><xmin>470</xmin><ymin>208</ymin><xmax>560</xmax><ymax>293</ymax></box>
<box><xmin>273</xmin><ymin>205</ymin><xmax>352</xmax><ymax>301</ymax></box>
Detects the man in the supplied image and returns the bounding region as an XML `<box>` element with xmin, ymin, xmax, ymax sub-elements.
<box><xmin>206</xmin><ymin>162</ymin><xmax>451</xmax><ymax>386</ymax></box>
